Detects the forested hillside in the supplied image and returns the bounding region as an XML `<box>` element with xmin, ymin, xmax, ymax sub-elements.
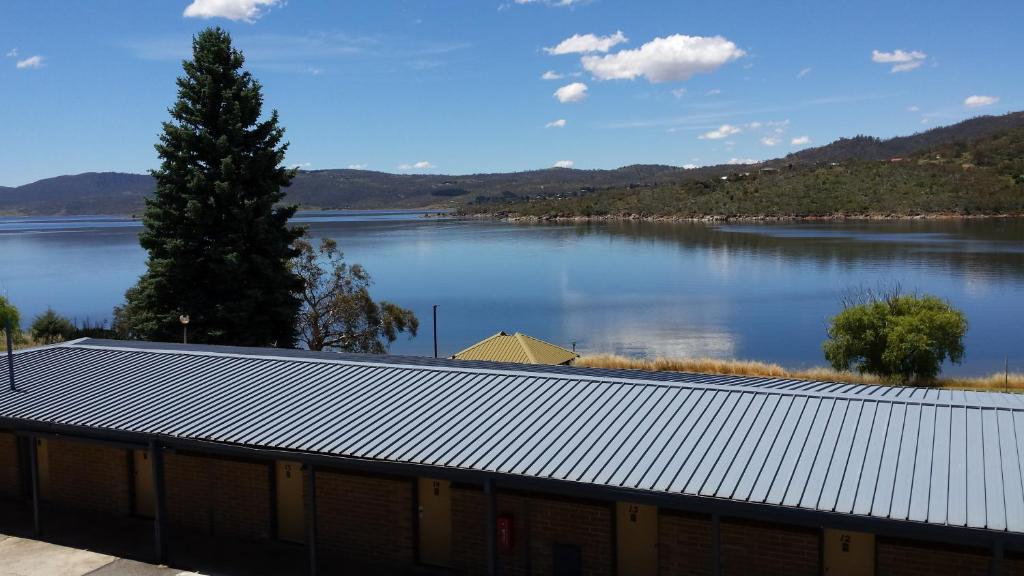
<box><xmin>467</xmin><ymin>124</ymin><xmax>1024</xmax><ymax>220</ymax></box>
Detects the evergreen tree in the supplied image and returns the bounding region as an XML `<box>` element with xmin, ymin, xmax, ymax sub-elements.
<box><xmin>116</xmin><ymin>28</ymin><xmax>302</xmax><ymax>346</ymax></box>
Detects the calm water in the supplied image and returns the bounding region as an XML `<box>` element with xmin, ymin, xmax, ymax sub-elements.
<box><xmin>2</xmin><ymin>212</ymin><xmax>1022</xmax><ymax>376</ymax></box>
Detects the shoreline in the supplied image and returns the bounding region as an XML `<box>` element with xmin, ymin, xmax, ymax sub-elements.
<box><xmin>458</xmin><ymin>211</ymin><xmax>1024</xmax><ymax>224</ymax></box>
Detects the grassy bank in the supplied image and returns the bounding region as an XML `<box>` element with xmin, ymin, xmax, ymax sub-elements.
<box><xmin>577</xmin><ymin>354</ymin><xmax>1024</xmax><ymax>393</ymax></box>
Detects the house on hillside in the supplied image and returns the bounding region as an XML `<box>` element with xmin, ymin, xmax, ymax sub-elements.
<box><xmin>451</xmin><ymin>331</ymin><xmax>578</xmax><ymax>365</ymax></box>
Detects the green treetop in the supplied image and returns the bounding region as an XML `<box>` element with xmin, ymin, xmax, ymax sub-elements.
<box><xmin>116</xmin><ymin>27</ymin><xmax>303</xmax><ymax>346</ymax></box>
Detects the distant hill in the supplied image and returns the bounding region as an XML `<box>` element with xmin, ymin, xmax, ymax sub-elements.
<box><xmin>785</xmin><ymin>112</ymin><xmax>1024</xmax><ymax>164</ymax></box>
<box><xmin>470</xmin><ymin>119</ymin><xmax>1024</xmax><ymax>219</ymax></box>
<box><xmin>1</xmin><ymin>112</ymin><xmax>1022</xmax><ymax>216</ymax></box>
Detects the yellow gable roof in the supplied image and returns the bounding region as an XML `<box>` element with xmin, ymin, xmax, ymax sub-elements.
<box><xmin>451</xmin><ymin>331</ymin><xmax>578</xmax><ymax>365</ymax></box>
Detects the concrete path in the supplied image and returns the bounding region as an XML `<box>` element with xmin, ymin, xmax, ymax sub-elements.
<box><xmin>0</xmin><ymin>535</ymin><xmax>201</xmax><ymax>576</ymax></box>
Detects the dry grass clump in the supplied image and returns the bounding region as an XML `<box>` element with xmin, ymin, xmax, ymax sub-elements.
<box><xmin>576</xmin><ymin>354</ymin><xmax>1024</xmax><ymax>392</ymax></box>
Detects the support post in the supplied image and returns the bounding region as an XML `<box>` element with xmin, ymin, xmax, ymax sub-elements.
<box><xmin>711</xmin><ymin>513</ymin><xmax>721</xmax><ymax>576</ymax></box>
<box><xmin>485</xmin><ymin>478</ymin><xmax>497</xmax><ymax>576</ymax></box>
<box><xmin>992</xmin><ymin>538</ymin><xmax>1004</xmax><ymax>576</ymax></box>
<box><xmin>28</xmin><ymin>436</ymin><xmax>40</xmax><ymax>536</ymax></box>
<box><xmin>432</xmin><ymin>305</ymin><xmax>439</xmax><ymax>359</ymax></box>
<box><xmin>150</xmin><ymin>440</ymin><xmax>167</xmax><ymax>565</ymax></box>
<box><xmin>306</xmin><ymin>463</ymin><xmax>318</xmax><ymax>576</ymax></box>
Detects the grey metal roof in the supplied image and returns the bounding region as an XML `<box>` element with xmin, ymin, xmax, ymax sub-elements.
<box><xmin>2</xmin><ymin>339</ymin><xmax>1023</xmax><ymax>537</ymax></box>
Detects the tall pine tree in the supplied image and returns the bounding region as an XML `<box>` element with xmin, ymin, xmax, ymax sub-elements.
<box><xmin>116</xmin><ymin>28</ymin><xmax>302</xmax><ymax>347</ymax></box>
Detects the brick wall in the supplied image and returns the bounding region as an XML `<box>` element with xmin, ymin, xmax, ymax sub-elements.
<box><xmin>46</xmin><ymin>439</ymin><xmax>131</xmax><ymax>516</ymax></box>
<box><xmin>720</xmin><ymin>518</ymin><xmax>819</xmax><ymax>576</ymax></box>
<box><xmin>451</xmin><ymin>486</ymin><xmax>531</xmax><ymax>576</ymax></box>
<box><xmin>659</xmin><ymin>510</ymin><xmax>712</xmax><ymax>576</ymax></box>
<box><xmin>0</xmin><ymin>432</ymin><xmax>19</xmax><ymax>498</ymax></box>
<box><xmin>877</xmin><ymin>537</ymin><xmax>990</xmax><ymax>576</ymax></box>
<box><xmin>1005</xmin><ymin>552</ymin><xmax>1024</xmax><ymax>576</ymax></box>
<box><xmin>164</xmin><ymin>452</ymin><xmax>271</xmax><ymax>541</ymax></box>
<box><xmin>315</xmin><ymin>469</ymin><xmax>414</xmax><ymax>572</ymax></box>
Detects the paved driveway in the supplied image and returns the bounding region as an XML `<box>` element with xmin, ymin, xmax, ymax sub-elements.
<box><xmin>0</xmin><ymin>534</ymin><xmax>200</xmax><ymax>576</ymax></box>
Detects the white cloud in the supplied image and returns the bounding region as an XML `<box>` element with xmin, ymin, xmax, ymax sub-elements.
<box><xmin>682</xmin><ymin>163</ymin><xmax>698</xmax><ymax>169</ymax></box>
<box><xmin>798</xmin><ymin>67</ymin><xmax>812</xmax><ymax>78</ymax></box>
<box><xmin>553</xmin><ymin>160</ymin><xmax>575</xmax><ymax>168</ymax></box>
<box><xmin>582</xmin><ymin>34</ymin><xmax>744</xmax><ymax>83</ymax></box>
<box><xmin>791</xmin><ymin>135</ymin><xmax>811</xmax><ymax>146</ymax></box>
<box><xmin>347</xmin><ymin>164</ymin><xmax>368</xmax><ymax>170</ymax></box>
<box><xmin>671</xmin><ymin>87</ymin><xmax>687</xmax><ymax>98</ymax></box>
<box><xmin>964</xmin><ymin>95</ymin><xmax>999</xmax><ymax>108</ymax></box>
<box><xmin>545</xmin><ymin>31</ymin><xmax>627</xmax><ymax>55</ymax></box>
<box><xmin>15</xmin><ymin>55</ymin><xmax>44</xmax><ymax>69</ymax></box>
<box><xmin>291</xmin><ymin>162</ymin><xmax>312</xmax><ymax>169</ymax></box>
<box><xmin>760</xmin><ymin>136</ymin><xmax>780</xmax><ymax>146</ymax></box>
<box><xmin>513</xmin><ymin>0</ymin><xmax>587</xmax><ymax>5</ymax></box>
<box><xmin>5</xmin><ymin>48</ymin><xmax>18</xmax><ymax>58</ymax></box>
<box><xmin>541</xmin><ymin>70</ymin><xmax>564</xmax><ymax>80</ymax></box>
<box><xmin>706</xmin><ymin>88</ymin><xmax>722</xmax><ymax>95</ymax></box>
<box><xmin>545</xmin><ymin>119</ymin><xmax>568</xmax><ymax>128</ymax></box>
<box><xmin>183</xmin><ymin>0</ymin><xmax>282</xmax><ymax>22</ymax></box>
<box><xmin>907</xmin><ymin>105</ymin><xmax>920</xmax><ymax>112</ymax></box>
<box><xmin>699</xmin><ymin>124</ymin><xmax>741</xmax><ymax>140</ymax></box>
<box><xmin>398</xmin><ymin>161</ymin><xmax>435</xmax><ymax>170</ymax></box>
<box><xmin>727</xmin><ymin>158</ymin><xmax>758</xmax><ymax>165</ymax></box>
<box><xmin>871</xmin><ymin>49</ymin><xmax>927</xmax><ymax>73</ymax></box>
<box><xmin>554</xmin><ymin>82</ymin><xmax>588</xmax><ymax>103</ymax></box>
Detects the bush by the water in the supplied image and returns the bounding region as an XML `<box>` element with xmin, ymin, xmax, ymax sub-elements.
<box><xmin>823</xmin><ymin>288</ymin><xmax>968</xmax><ymax>384</ymax></box>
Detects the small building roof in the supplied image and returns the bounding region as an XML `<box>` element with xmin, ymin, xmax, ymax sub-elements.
<box><xmin>451</xmin><ymin>331</ymin><xmax>578</xmax><ymax>365</ymax></box>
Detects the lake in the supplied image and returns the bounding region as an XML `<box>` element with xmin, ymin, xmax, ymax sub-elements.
<box><xmin>2</xmin><ymin>212</ymin><xmax>1022</xmax><ymax>376</ymax></box>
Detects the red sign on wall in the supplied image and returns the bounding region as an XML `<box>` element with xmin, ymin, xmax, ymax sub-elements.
<box><xmin>497</xmin><ymin>514</ymin><xmax>513</xmax><ymax>552</ymax></box>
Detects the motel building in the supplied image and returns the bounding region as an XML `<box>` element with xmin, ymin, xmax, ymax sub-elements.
<box><xmin>1</xmin><ymin>339</ymin><xmax>1023</xmax><ymax>576</ymax></box>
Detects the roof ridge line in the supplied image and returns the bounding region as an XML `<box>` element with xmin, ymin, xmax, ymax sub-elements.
<box><xmin>58</xmin><ymin>341</ymin><xmax>1024</xmax><ymax>412</ymax></box>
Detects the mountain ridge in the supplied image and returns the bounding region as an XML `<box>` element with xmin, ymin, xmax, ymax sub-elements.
<box><xmin>2</xmin><ymin>112</ymin><xmax>1022</xmax><ymax>216</ymax></box>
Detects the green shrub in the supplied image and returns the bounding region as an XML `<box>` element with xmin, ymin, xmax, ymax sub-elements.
<box><xmin>30</xmin><ymin>308</ymin><xmax>76</xmax><ymax>345</ymax></box>
<box><xmin>823</xmin><ymin>290</ymin><xmax>967</xmax><ymax>384</ymax></box>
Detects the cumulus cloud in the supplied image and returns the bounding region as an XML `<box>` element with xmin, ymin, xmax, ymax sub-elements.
<box><xmin>398</xmin><ymin>161</ymin><xmax>435</xmax><ymax>170</ymax></box>
<box><xmin>541</xmin><ymin>70</ymin><xmax>564</xmax><ymax>80</ymax></box>
<box><xmin>347</xmin><ymin>164</ymin><xmax>368</xmax><ymax>170</ymax></box>
<box><xmin>15</xmin><ymin>55</ymin><xmax>44</xmax><ymax>69</ymax></box>
<box><xmin>545</xmin><ymin>119</ymin><xmax>567</xmax><ymax>128</ymax></box>
<box><xmin>5</xmin><ymin>48</ymin><xmax>18</xmax><ymax>58</ymax></box>
<box><xmin>581</xmin><ymin>34</ymin><xmax>744</xmax><ymax>83</ymax></box>
<box><xmin>871</xmin><ymin>49</ymin><xmax>927</xmax><ymax>73</ymax></box>
<box><xmin>760</xmin><ymin>136</ymin><xmax>780</xmax><ymax>146</ymax></box>
<box><xmin>791</xmin><ymin>135</ymin><xmax>811</xmax><ymax>146</ymax></box>
<box><xmin>682</xmin><ymin>163</ymin><xmax>698</xmax><ymax>169</ymax></box>
<box><xmin>964</xmin><ymin>95</ymin><xmax>999</xmax><ymax>108</ymax></box>
<box><xmin>699</xmin><ymin>124</ymin><xmax>741</xmax><ymax>140</ymax></box>
<box><xmin>553</xmin><ymin>160</ymin><xmax>575</xmax><ymax>168</ymax></box>
<box><xmin>183</xmin><ymin>0</ymin><xmax>282</xmax><ymax>22</ymax></box>
<box><xmin>797</xmin><ymin>67</ymin><xmax>812</xmax><ymax>78</ymax></box>
<box><xmin>671</xmin><ymin>88</ymin><xmax>687</xmax><ymax>98</ymax></box>
<box><xmin>727</xmin><ymin>158</ymin><xmax>758</xmax><ymax>165</ymax></box>
<box><xmin>554</xmin><ymin>82</ymin><xmax>588</xmax><ymax>103</ymax></box>
<box><xmin>907</xmin><ymin>105</ymin><xmax>920</xmax><ymax>112</ymax></box>
<box><xmin>545</xmin><ymin>31</ymin><xmax>627</xmax><ymax>55</ymax></box>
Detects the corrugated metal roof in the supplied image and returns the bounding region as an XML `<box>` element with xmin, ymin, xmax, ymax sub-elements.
<box><xmin>2</xmin><ymin>339</ymin><xmax>1023</xmax><ymax>536</ymax></box>
<box><xmin>451</xmin><ymin>331</ymin><xmax>578</xmax><ymax>365</ymax></box>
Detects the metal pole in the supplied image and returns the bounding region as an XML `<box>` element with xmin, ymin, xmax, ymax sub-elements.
<box><xmin>28</xmin><ymin>436</ymin><xmax>40</xmax><ymax>536</ymax></box>
<box><xmin>5</xmin><ymin>321</ymin><xmax>14</xmax><ymax>392</ymax></box>
<box><xmin>711</xmin><ymin>513</ymin><xmax>721</xmax><ymax>576</ymax></box>
<box><xmin>305</xmin><ymin>463</ymin><xmax>318</xmax><ymax>576</ymax></box>
<box><xmin>150</xmin><ymin>440</ymin><xmax>167</xmax><ymax>565</ymax></box>
<box><xmin>432</xmin><ymin>305</ymin><xmax>438</xmax><ymax>359</ymax></box>
<box><xmin>485</xmin><ymin>478</ymin><xmax>497</xmax><ymax>576</ymax></box>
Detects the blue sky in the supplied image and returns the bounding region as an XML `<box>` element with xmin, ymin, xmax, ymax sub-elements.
<box><xmin>1</xmin><ymin>0</ymin><xmax>1020</xmax><ymax>186</ymax></box>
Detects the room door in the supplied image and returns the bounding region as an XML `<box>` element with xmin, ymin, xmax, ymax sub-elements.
<box><xmin>418</xmin><ymin>478</ymin><xmax>452</xmax><ymax>567</ymax></box>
